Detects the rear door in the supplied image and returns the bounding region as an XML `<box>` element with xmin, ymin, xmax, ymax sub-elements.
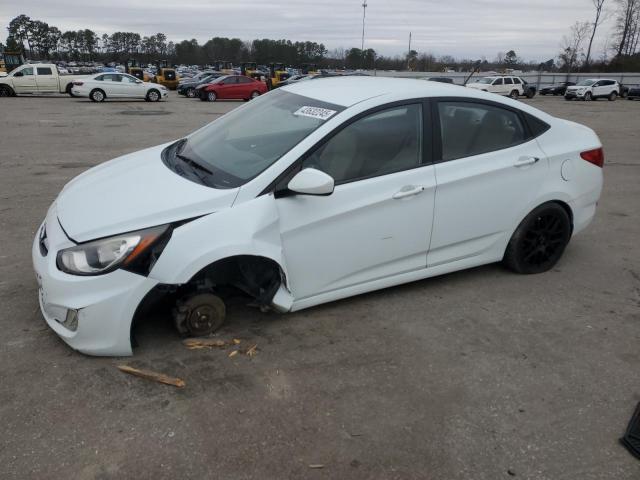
<box><xmin>235</xmin><ymin>76</ymin><xmax>254</xmax><ymax>98</ymax></box>
<box><xmin>503</xmin><ymin>76</ymin><xmax>514</xmax><ymax>95</ymax></box>
<box><xmin>428</xmin><ymin>98</ymin><xmax>549</xmax><ymax>266</ymax></box>
<box><xmin>35</xmin><ymin>66</ymin><xmax>58</xmax><ymax>92</ymax></box>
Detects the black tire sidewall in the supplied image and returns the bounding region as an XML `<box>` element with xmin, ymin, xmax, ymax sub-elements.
<box><xmin>503</xmin><ymin>203</ymin><xmax>571</xmax><ymax>274</ymax></box>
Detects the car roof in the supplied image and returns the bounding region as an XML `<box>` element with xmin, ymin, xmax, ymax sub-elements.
<box><xmin>282</xmin><ymin>76</ymin><xmax>476</xmax><ymax>107</ymax></box>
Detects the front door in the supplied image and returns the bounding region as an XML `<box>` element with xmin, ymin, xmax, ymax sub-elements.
<box><xmin>275</xmin><ymin>103</ymin><xmax>436</xmax><ymax>300</ymax></box>
<box><xmin>428</xmin><ymin>99</ymin><xmax>549</xmax><ymax>266</ymax></box>
<box><xmin>12</xmin><ymin>66</ymin><xmax>37</xmax><ymax>93</ymax></box>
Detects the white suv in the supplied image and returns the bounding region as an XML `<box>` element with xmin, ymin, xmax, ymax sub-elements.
<box><xmin>466</xmin><ymin>76</ymin><xmax>525</xmax><ymax>99</ymax></box>
<box><xmin>564</xmin><ymin>79</ymin><xmax>620</xmax><ymax>101</ymax></box>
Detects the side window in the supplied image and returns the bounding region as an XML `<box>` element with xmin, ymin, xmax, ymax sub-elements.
<box><xmin>513</xmin><ymin>78</ymin><xmax>522</xmax><ymax>84</ymax></box>
<box><xmin>122</xmin><ymin>75</ymin><xmax>138</xmax><ymax>83</ymax></box>
<box><xmin>102</xmin><ymin>74</ymin><xmax>122</xmax><ymax>82</ymax></box>
<box><xmin>21</xmin><ymin>67</ymin><xmax>34</xmax><ymax>76</ymax></box>
<box><xmin>238</xmin><ymin>76</ymin><xmax>252</xmax><ymax>84</ymax></box>
<box><xmin>36</xmin><ymin>67</ymin><xmax>53</xmax><ymax>75</ymax></box>
<box><xmin>592</xmin><ymin>81</ymin><xmax>601</xmax><ymax>87</ymax></box>
<box><xmin>302</xmin><ymin>104</ymin><xmax>423</xmax><ymax>184</ymax></box>
<box><xmin>95</xmin><ymin>75</ymin><xmax>104</xmax><ymax>81</ymax></box>
<box><xmin>493</xmin><ymin>78</ymin><xmax>503</xmax><ymax>85</ymax></box>
<box><xmin>438</xmin><ymin>101</ymin><xmax>527</xmax><ymax>161</ymax></box>
<box><xmin>504</xmin><ymin>77</ymin><xmax>513</xmax><ymax>85</ymax></box>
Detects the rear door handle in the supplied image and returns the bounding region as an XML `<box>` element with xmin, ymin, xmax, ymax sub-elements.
<box><xmin>514</xmin><ymin>156</ymin><xmax>540</xmax><ymax>167</ymax></box>
<box><xmin>393</xmin><ymin>185</ymin><xmax>425</xmax><ymax>199</ymax></box>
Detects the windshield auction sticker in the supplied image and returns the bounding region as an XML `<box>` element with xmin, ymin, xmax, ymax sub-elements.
<box><xmin>294</xmin><ymin>106</ymin><xmax>337</xmax><ymax>121</ymax></box>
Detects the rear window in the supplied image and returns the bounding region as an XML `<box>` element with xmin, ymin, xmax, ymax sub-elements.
<box><xmin>37</xmin><ymin>67</ymin><xmax>53</xmax><ymax>75</ymax></box>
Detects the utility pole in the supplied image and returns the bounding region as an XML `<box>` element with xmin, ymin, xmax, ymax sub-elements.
<box><xmin>361</xmin><ymin>0</ymin><xmax>367</xmax><ymax>69</ymax></box>
<box><xmin>407</xmin><ymin>32</ymin><xmax>412</xmax><ymax>70</ymax></box>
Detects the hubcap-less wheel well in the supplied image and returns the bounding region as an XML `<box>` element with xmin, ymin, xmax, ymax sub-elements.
<box><xmin>130</xmin><ymin>255</ymin><xmax>284</xmax><ymax>347</ymax></box>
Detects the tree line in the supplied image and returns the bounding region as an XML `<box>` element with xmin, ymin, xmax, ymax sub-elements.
<box><xmin>2</xmin><ymin>11</ymin><xmax>639</xmax><ymax>72</ymax></box>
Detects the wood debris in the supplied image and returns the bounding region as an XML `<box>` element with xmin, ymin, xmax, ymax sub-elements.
<box><xmin>183</xmin><ymin>338</ymin><xmax>229</xmax><ymax>350</ymax></box>
<box><xmin>228</xmin><ymin>350</ymin><xmax>239</xmax><ymax>358</ymax></box>
<box><xmin>117</xmin><ymin>365</ymin><xmax>185</xmax><ymax>388</ymax></box>
<box><xmin>308</xmin><ymin>464</ymin><xmax>325</xmax><ymax>469</ymax></box>
<box><xmin>245</xmin><ymin>344</ymin><xmax>258</xmax><ymax>357</ymax></box>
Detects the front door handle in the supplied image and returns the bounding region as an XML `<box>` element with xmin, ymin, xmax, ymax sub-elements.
<box><xmin>514</xmin><ymin>156</ymin><xmax>540</xmax><ymax>167</ymax></box>
<box><xmin>393</xmin><ymin>185</ymin><xmax>425</xmax><ymax>200</ymax></box>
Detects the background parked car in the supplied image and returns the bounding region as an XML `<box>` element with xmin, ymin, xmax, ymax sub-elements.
<box><xmin>0</xmin><ymin>63</ymin><xmax>89</xmax><ymax>97</ymax></box>
<box><xmin>539</xmin><ymin>82</ymin><xmax>575</xmax><ymax>96</ymax></box>
<box><xmin>199</xmin><ymin>75</ymin><xmax>268</xmax><ymax>102</ymax></box>
<box><xmin>72</xmin><ymin>72</ymin><xmax>168</xmax><ymax>102</ymax></box>
<box><xmin>565</xmin><ymin>79</ymin><xmax>620</xmax><ymax>101</ymax></box>
<box><xmin>178</xmin><ymin>73</ymin><xmax>224</xmax><ymax>98</ymax></box>
<box><xmin>628</xmin><ymin>86</ymin><xmax>640</xmax><ymax>100</ymax></box>
<box><xmin>466</xmin><ymin>75</ymin><xmax>525</xmax><ymax>99</ymax></box>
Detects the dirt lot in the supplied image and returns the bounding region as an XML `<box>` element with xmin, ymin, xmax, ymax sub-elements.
<box><xmin>1</xmin><ymin>92</ymin><xmax>639</xmax><ymax>480</ymax></box>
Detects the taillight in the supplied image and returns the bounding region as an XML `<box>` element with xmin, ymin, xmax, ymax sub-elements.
<box><xmin>73</xmin><ymin>81</ymin><xmax>83</xmax><ymax>86</ymax></box>
<box><xmin>580</xmin><ymin>147</ymin><xmax>604</xmax><ymax>168</ymax></box>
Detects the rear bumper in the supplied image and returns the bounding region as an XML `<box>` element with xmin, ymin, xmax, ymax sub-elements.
<box><xmin>32</xmin><ymin>204</ymin><xmax>158</xmax><ymax>356</ymax></box>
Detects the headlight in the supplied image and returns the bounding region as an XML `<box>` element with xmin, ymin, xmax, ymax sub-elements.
<box><xmin>57</xmin><ymin>225</ymin><xmax>169</xmax><ymax>276</ymax></box>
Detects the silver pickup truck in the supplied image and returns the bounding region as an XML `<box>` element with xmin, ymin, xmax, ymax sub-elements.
<box><xmin>0</xmin><ymin>63</ymin><xmax>89</xmax><ymax>97</ymax></box>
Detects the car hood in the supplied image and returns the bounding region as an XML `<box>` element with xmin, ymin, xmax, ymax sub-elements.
<box><xmin>56</xmin><ymin>143</ymin><xmax>239</xmax><ymax>242</ymax></box>
<box><xmin>566</xmin><ymin>85</ymin><xmax>585</xmax><ymax>91</ymax></box>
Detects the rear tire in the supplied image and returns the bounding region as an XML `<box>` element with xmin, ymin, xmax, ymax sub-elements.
<box><xmin>89</xmin><ymin>89</ymin><xmax>105</xmax><ymax>102</ymax></box>
<box><xmin>509</xmin><ymin>89</ymin><xmax>519</xmax><ymax>99</ymax></box>
<box><xmin>608</xmin><ymin>91</ymin><xmax>617</xmax><ymax>101</ymax></box>
<box><xmin>503</xmin><ymin>203</ymin><xmax>572</xmax><ymax>274</ymax></box>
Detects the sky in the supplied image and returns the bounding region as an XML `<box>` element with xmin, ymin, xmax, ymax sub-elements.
<box><xmin>0</xmin><ymin>0</ymin><xmax>616</xmax><ymax>62</ymax></box>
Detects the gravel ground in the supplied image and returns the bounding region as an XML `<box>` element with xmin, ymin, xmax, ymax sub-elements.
<box><xmin>0</xmin><ymin>91</ymin><xmax>639</xmax><ymax>480</ymax></box>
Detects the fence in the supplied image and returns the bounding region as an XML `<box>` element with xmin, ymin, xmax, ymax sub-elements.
<box><xmin>363</xmin><ymin>70</ymin><xmax>640</xmax><ymax>87</ymax></box>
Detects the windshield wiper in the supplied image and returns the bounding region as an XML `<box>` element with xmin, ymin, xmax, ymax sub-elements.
<box><xmin>176</xmin><ymin>153</ymin><xmax>214</xmax><ymax>175</ymax></box>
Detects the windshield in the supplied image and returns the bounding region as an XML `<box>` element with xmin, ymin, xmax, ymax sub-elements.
<box><xmin>166</xmin><ymin>89</ymin><xmax>345</xmax><ymax>188</ymax></box>
<box><xmin>576</xmin><ymin>79</ymin><xmax>596</xmax><ymax>86</ymax></box>
<box><xmin>477</xmin><ymin>77</ymin><xmax>495</xmax><ymax>84</ymax></box>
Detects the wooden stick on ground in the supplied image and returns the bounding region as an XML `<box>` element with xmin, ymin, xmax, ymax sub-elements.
<box><xmin>117</xmin><ymin>365</ymin><xmax>186</xmax><ymax>388</ymax></box>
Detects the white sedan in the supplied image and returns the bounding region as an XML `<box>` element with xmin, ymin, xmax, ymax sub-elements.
<box><xmin>33</xmin><ymin>77</ymin><xmax>603</xmax><ymax>356</ymax></box>
<box><xmin>71</xmin><ymin>72</ymin><xmax>168</xmax><ymax>102</ymax></box>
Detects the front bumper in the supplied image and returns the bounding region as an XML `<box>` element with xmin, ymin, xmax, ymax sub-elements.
<box><xmin>32</xmin><ymin>204</ymin><xmax>158</xmax><ymax>356</ymax></box>
<box><xmin>564</xmin><ymin>91</ymin><xmax>585</xmax><ymax>99</ymax></box>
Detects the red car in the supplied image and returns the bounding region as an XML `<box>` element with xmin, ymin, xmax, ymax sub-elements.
<box><xmin>198</xmin><ymin>75</ymin><xmax>268</xmax><ymax>102</ymax></box>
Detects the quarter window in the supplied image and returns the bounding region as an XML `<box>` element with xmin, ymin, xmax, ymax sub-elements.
<box><xmin>302</xmin><ymin>104</ymin><xmax>423</xmax><ymax>184</ymax></box>
<box><xmin>438</xmin><ymin>101</ymin><xmax>527</xmax><ymax>161</ymax></box>
<box><xmin>237</xmin><ymin>76</ymin><xmax>252</xmax><ymax>84</ymax></box>
<box><xmin>36</xmin><ymin>67</ymin><xmax>53</xmax><ymax>75</ymax></box>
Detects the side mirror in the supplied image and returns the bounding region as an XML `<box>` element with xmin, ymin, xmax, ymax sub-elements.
<box><xmin>287</xmin><ymin>168</ymin><xmax>334</xmax><ymax>196</ymax></box>
<box><xmin>14</xmin><ymin>71</ymin><xmax>23</xmax><ymax>77</ymax></box>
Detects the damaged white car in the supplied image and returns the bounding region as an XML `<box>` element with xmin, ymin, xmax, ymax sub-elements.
<box><xmin>33</xmin><ymin>77</ymin><xmax>604</xmax><ymax>356</ymax></box>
